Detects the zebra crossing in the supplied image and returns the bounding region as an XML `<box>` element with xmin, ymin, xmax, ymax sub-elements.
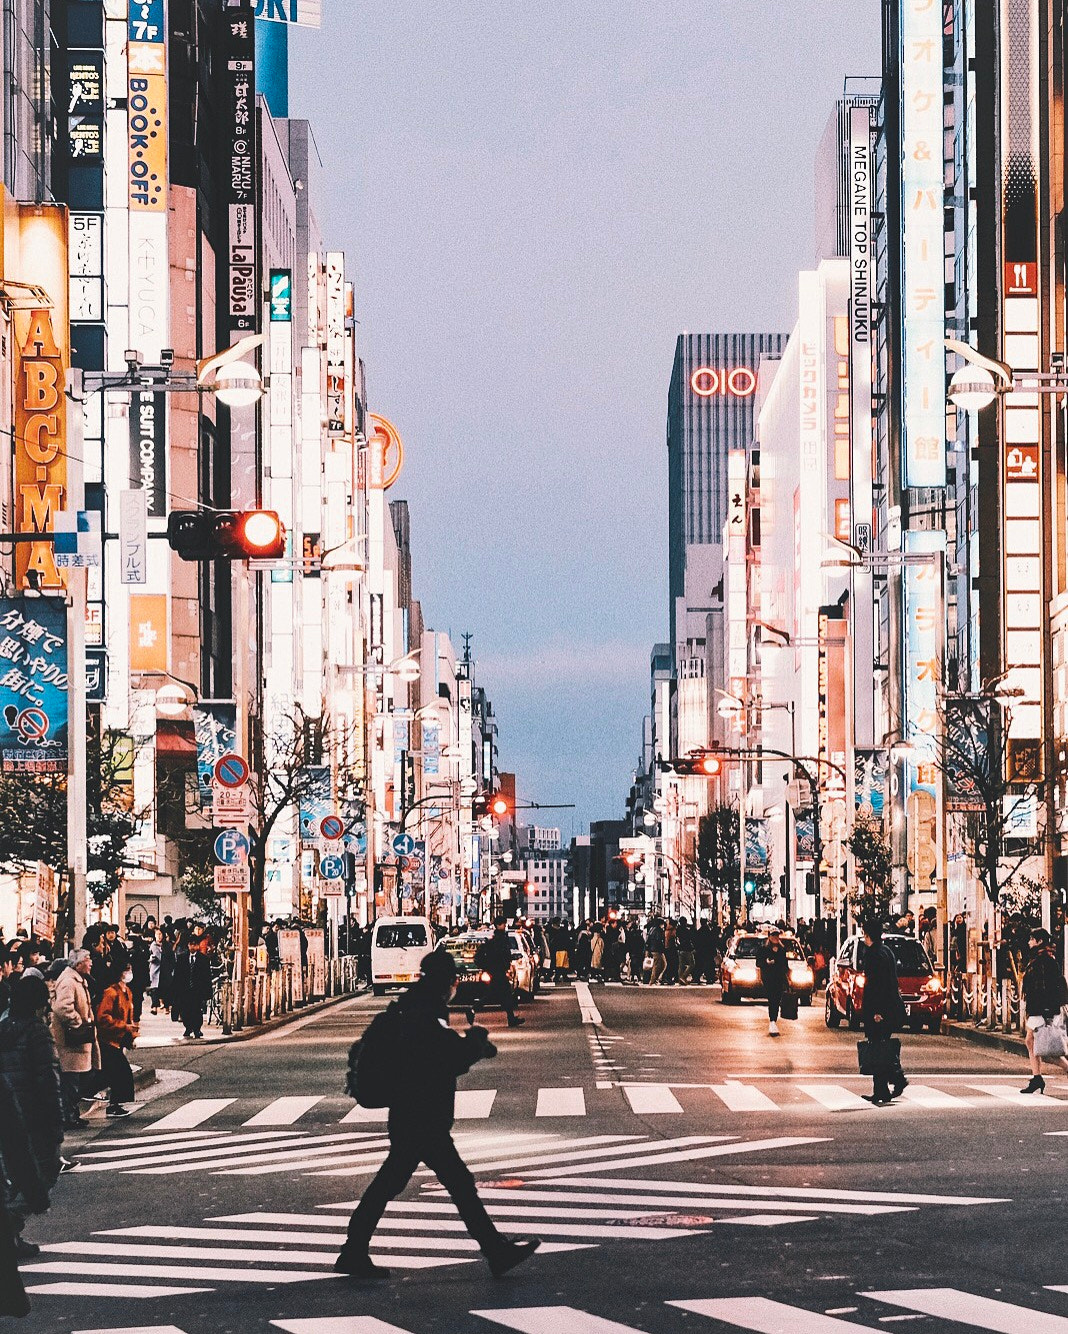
<box><xmin>63</xmin><ymin>1284</ymin><xmax>1068</xmax><ymax>1329</ymax></box>
<box><xmin>25</xmin><ymin>1156</ymin><xmax>1004</xmax><ymax>1301</ymax></box>
<box><xmin>73</xmin><ymin>1073</ymin><xmax>1068</xmax><ymax>1141</ymax></box>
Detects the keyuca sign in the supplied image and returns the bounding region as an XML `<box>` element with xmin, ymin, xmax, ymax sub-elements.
<box><xmin>15</xmin><ymin>310</ymin><xmax>67</xmax><ymax>591</ymax></box>
<box><xmin>690</xmin><ymin>366</ymin><xmax>757</xmax><ymax>399</ymax></box>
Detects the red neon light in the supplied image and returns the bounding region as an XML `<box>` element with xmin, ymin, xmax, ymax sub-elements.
<box><xmin>690</xmin><ymin>367</ymin><xmax>757</xmax><ymax>398</ymax></box>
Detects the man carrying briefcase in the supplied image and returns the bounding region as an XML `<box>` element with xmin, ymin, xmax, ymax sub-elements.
<box><xmin>859</xmin><ymin>919</ymin><xmax>907</xmax><ymax>1106</ymax></box>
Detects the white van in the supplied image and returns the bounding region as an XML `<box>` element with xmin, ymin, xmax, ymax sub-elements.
<box><xmin>370</xmin><ymin>916</ymin><xmax>433</xmax><ymax>994</ymax></box>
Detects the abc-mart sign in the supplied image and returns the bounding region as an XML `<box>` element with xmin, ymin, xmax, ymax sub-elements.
<box><xmin>690</xmin><ymin>366</ymin><xmax>757</xmax><ymax>399</ymax></box>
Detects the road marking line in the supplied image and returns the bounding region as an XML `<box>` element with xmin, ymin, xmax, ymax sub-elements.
<box><xmin>244</xmin><ymin>1097</ymin><xmax>323</xmax><ymax>1126</ymax></box>
<box><xmin>52</xmin><ymin>1283</ymin><xmax>212</xmax><ymax>1299</ymax></box>
<box><xmin>21</xmin><ymin>1260</ymin><xmax>332</xmax><ymax>1284</ymax></box>
<box><xmin>519</xmin><ymin>1136</ymin><xmax>828</xmax><ymax>1179</ymax></box>
<box><xmin>46</xmin><ymin>1242</ymin><xmax>342</xmax><ymax>1265</ymax></box>
<box><xmin>101</xmin><ymin>1225</ymin><xmax>348</xmax><ymax>1246</ymax></box>
<box><xmin>75</xmin><ymin>1132</ymin><xmax>226</xmax><ymax>1154</ymax></box>
<box><xmin>387</xmin><ymin>1202</ymin><xmax>667</xmax><ymax>1221</ymax></box>
<box><xmin>798</xmin><ymin>1085</ymin><xmax>872</xmax><ymax>1111</ymax></box>
<box><xmin>898</xmin><ymin>1085</ymin><xmax>971</xmax><ymax>1109</ymax></box>
<box><xmin>142</xmin><ymin>1099</ymin><xmax>236</xmax><ymax>1131</ymax></box>
<box><xmin>711</xmin><ymin>1082</ymin><xmax>780</xmax><ymax>1112</ymax></box>
<box><xmin>541</xmin><ymin>1177</ymin><xmax>1005</xmax><ymax>1206</ymax></box>
<box><xmin>537</xmin><ymin>1088</ymin><xmax>587</xmax><ymax>1117</ymax></box>
<box><xmin>474</xmin><ymin>1307</ymin><xmax>646</xmax><ymax>1334</ymax></box>
<box><xmin>672</xmin><ymin>1296</ymin><xmax>869</xmax><ymax>1331</ymax></box>
<box><xmin>273</xmin><ymin>1320</ymin><xmax>416</xmax><ymax>1334</ymax></box>
<box><xmin>574</xmin><ymin>982</ymin><xmax>602</xmax><ymax>1024</ymax></box>
<box><xmin>372</xmin><ymin>1218</ymin><xmax>697</xmax><ymax>1241</ymax></box>
<box><xmin>867</xmin><ymin>1288</ymin><xmax>1068</xmax><ymax>1332</ymax></box>
<box><xmin>456</xmin><ymin>1090</ymin><xmax>497</xmax><ymax>1119</ymax></box>
<box><xmin>597</xmin><ymin>1081</ymin><xmax>613</xmax><ymax>1089</ymax></box>
<box><xmin>622</xmin><ymin>1085</ymin><xmax>683</xmax><ymax>1114</ymax></box>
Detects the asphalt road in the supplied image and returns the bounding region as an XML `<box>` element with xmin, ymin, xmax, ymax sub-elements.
<box><xmin>14</xmin><ymin>981</ymin><xmax>1068</xmax><ymax>1334</ymax></box>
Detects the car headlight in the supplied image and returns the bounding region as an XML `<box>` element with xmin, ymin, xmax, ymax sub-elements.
<box><xmin>921</xmin><ymin>978</ymin><xmax>943</xmax><ymax>994</ymax></box>
<box><xmin>790</xmin><ymin>965</ymin><xmax>814</xmax><ymax>984</ymax></box>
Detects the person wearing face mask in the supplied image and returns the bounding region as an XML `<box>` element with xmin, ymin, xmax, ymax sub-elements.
<box><xmin>94</xmin><ymin>965</ymin><xmax>139</xmax><ymax>1118</ymax></box>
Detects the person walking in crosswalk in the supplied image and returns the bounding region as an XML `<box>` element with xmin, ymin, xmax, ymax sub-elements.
<box><xmin>756</xmin><ymin>928</ymin><xmax>788</xmax><ymax>1035</ymax></box>
<box><xmin>336</xmin><ymin>949</ymin><xmax>539</xmax><ymax>1282</ymax></box>
<box><xmin>860</xmin><ymin>919</ymin><xmax>908</xmax><ymax>1106</ymax></box>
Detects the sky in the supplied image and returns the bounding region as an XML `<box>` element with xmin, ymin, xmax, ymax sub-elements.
<box><xmin>289</xmin><ymin>3</ymin><xmax>882</xmax><ymax>833</ymax></box>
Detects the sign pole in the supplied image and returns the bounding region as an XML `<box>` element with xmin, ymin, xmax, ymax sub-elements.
<box><xmin>66</xmin><ymin>384</ymin><xmax>88</xmax><ymax>946</ymax></box>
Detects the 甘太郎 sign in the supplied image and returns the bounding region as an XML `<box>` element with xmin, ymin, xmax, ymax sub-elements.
<box><xmin>15</xmin><ymin>309</ymin><xmax>67</xmax><ymax>591</ymax></box>
<box><xmin>690</xmin><ymin>366</ymin><xmax>757</xmax><ymax>399</ymax></box>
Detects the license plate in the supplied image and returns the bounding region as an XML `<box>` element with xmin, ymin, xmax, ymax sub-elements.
<box><xmin>904</xmin><ymin>1004</ymin><xmax>912</xmax><ymax>1014</ymax></box>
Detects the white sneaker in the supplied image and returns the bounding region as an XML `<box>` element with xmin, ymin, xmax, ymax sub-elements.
<box><xmin>768</xmin><ymin>1021</ymin><xmax>780</xmax><ymax>1036</ymax></box>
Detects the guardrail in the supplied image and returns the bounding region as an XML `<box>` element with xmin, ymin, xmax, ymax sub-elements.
<box><xmin>948</xmin><ymin>971</ymin><xmax>1025</xmax><ymax>1034</ymax></box>
<box><xmin>217</xmin><ymin>956</ymin><xmax>364</xmax><ymax>1034</ymax></box>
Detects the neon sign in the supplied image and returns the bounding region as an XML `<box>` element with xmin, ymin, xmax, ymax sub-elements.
<box><xmin>690</xmin><ymin>366</ymin><xmax>757</xmax><ymax>399</ymax></box>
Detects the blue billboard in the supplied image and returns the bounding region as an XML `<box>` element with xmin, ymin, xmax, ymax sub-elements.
<box><xmin>0</xmin><ymin>597</ymin><xmax>68</xmax><ymax>774</ymax></box>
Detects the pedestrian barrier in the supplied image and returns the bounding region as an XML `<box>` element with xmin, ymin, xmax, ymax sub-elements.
<box><xmin>218</xmin><ymin>956</ymin><xmax>363</xmax><ymax>1033</ymax></box>
<box><xmin>948</xmin><ymin>970</ymin><xmax>1025</xmax><ymax>1035</ymax></box>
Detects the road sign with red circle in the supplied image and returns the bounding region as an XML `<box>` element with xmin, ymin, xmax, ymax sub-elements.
<box><xmin>320</xmin><ymin>814</ymin><xmax>345</xmax><ymax>841</ymax></box>
<box><xmin>214</xmin><ymin>752</ymin><xmax>250</xmax><ymax>789</ymax></box>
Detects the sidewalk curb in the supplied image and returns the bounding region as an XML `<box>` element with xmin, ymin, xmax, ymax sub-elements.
<box><xmin>944</xmin><ymin>1018</ymin><xmax>1026</xmax><ymax>1056</ymax></box>
<box><xmin>132</xmin><ymin>987</ymin><xmax>370</xmax><ymax>1088</ymax></box>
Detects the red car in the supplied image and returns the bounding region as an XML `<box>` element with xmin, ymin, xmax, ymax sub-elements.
<box><xmin>824</xmin><ymin>932</ymin><xmax>945</xmax><ymax>1034</ymax></box>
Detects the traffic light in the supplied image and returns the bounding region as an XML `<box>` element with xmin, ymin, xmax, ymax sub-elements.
<box><xmin>670</xmin><ymin>749</ymin><xmax>723</xmax><ymax>776</ymax></box>
<box><xmin>166</xmin><ymin>509</ymin><xmax>287</xmax><ymax>561</ymax></box>
<box><xmin>743</xmin><ymin>875</ymin><xmax>757</xmax><ymax>901</ymax></box>
<box><xmin>488</xmin><ymin>791</ymin><xmax>511</xmax><ymax>818</ymax></box>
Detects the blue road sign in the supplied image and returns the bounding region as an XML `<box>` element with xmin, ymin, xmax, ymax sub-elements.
<box><xmin>319</xmin><ymin>854</ymin><xmax>345</xmax><ymax>880</ymax></box>
<box><xmin>392</xmin><ymin>832</ymin><xmax>415</xmax><ymax>857</ymax></box>
<box><xmin>214</xmin><ymin>829</ymin><xmax>250</xmax><ymax>865</ymax></box>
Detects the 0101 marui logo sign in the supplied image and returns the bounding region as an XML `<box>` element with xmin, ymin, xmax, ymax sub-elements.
<box><xmin>0</xmin><ymin>598</ymin><xmax>68</xmax><ymax>774</ymax></box>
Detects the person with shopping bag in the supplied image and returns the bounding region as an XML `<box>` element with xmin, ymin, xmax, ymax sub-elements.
<box><xmin>858</xmin><ymin>919</ymin><xmax>908</xmax><ymax>1106</ymax></box>
<box><xmin>1020</xmin><ymin>928</ymin><xmax>1068</xmax><ymax>1094</ymax></box>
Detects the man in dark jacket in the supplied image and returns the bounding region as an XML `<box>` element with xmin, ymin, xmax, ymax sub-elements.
<box><xmin>337</xmin><ymin>950</ymin><xmax>538</xmax><ymax>1281</ymax></box>
<box><xmin>756</xmin><ymin>928</ymin><xmax>790</xmax><ymax>1035</ymax></box>
<box><xmin>860</xmin><ymin>920</ymin><xmax>907</xmax><ymax>1104</ymax></box>
<box><xmin>478</xmin><ymin>919</ymin><xmax>523</xmax><ymax>1027</ymax></box>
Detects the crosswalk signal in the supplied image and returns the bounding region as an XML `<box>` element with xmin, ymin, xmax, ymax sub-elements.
<box><xmin>166</xmin><ymin>509</ymin><xmax>287</xmax><ymax>561</ymax></box>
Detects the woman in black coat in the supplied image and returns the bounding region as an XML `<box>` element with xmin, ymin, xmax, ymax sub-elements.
<box><xmin>860</xmin><ymin>920</ymin><xmax>907</xmax><ymax>1106</ymax></box>
<box><xmin>0</xmin><ymin>974</ymin><xmax>62</xmax><ymax>1261</ymax></box>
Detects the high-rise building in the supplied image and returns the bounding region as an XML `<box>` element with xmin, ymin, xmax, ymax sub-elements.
<box><xmin>667</xmin><ymin>332</ymin><xmax>786</xmax><ymax>661</ymax></box>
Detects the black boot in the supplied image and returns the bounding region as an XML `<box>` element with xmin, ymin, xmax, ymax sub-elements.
<box><xmin>1021</xmin><ymin>1074</ymin><xmax>1045</xmax><ymax>1094</ymax></box>
<box><xmin>334</xmin><ymin>1250</ymin><xmax>390</xmax><ymax>1280</ymax></box>
<box><xmin>487</xmin><ymin>1237</ymin><xmax>540</xmax><ymax>1277</ymax></box>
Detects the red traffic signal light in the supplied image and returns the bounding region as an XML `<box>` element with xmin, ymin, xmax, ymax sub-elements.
<box><xmin>671</xmin><ymin>749</ymin><xmax>723</xmax><ymax>776</ymax></box>
<box><xmin>488</xmin><ymin>792</ymin><xmax>511</xmax><ymax>818</ymax></box>
<box><xmin>167</xmin><ymin>510</ymin><xmax>287</xmax><ymax>561</ymax></box>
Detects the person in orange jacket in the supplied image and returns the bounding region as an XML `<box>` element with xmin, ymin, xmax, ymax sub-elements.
<box><xmin>95</xmin><ymin>967</ymin><xmax>138</xmax><ymax>1119</ymax></box>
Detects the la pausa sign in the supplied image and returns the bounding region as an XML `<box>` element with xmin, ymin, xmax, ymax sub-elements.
<box><xmin>14</xmin><ymin>310</ymin><xmax>67</xmax><ymax>591</ymax></box>
<box><xmin>690</xmin><ymin>366</ymin><xmax>757</xmax><ymax>399</ymax></box>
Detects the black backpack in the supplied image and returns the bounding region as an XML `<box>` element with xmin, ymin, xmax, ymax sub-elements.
<box><xmin>345</xmin><ymin>1003</ymin><xmax>402</xmax><ymax>1108</ymax></box>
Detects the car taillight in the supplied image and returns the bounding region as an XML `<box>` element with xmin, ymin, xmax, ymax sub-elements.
<box><xmin>479</xmin><ymin>971</ymin><xmax>492</xmax><ymax>982</ymax></box>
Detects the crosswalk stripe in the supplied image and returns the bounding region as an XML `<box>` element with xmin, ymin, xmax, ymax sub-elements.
<box><xmin>711</xmin><ymin>1083</ymin><xmax>780</xmax><ymax>1112</ymax></box>
<box><xmin>390</xmin><ymin>1201</ymin><xmax>669</xmax><ymax>1222</ymax></box>
<box><xmin>112</xmin><ymin>1137</ymin><xmax>381</xmax><ymax>1177</ymax></box>
<box><xmin>34</xmin><ymin>1282</ymin><xmax>211</xmax><ymax>1298</ymax></box>
<box><xmin>21</xmin><ymin>1260</ymin><xmax>332</xmax><ymax>1284</ymax></box>
<box><xmin>456</xmin><ymin>1090</ymin><xmax>497</xmax><ymax>1118</ymax></box>
<box><xmin>340</xmin><ymin>1104</ymin><xmax>386</xmax><ymax>1123</ymax></box>
<box><xmin>142</xmin><ymin>1099</ymin><xmax>237</xmax><ymax>1131</ymax></box>
<box><xmin>214</xmin><ymin>1144</ymin><xmax>394</xmax><ymax>1178</ymax></box>
<box><xmin>76</xmin><ymin>1133</ymin><xmax>373</xmax><ymax>1173</ymax></box>
<box><xmin>622</xmin><ymin>1085</ymin><xmax>683</xmax><ymax>1114</ymax></box>
<box><xmin>519</xmin><ymin>1136</ymin><xmax>828</xmax><ymax>1179</ymax></box>
<box><xmin>969</xmin><ymin>1084</ymin><xmax>1064</xmax><ymax>1106</ymax></box>
<box><xmin>244</xmin><ymin>1097</ymin><xmax>323</xmax><ymax>1126</ymax></box>
<box><xmin>899</xmin><ymin>1085</ymin><xmax>971</xmax><ymax>1109</ymax></box>
<box><xmin>452</xmin><ymin>1186</ymin><xmax>910</xmax><ymax>1217</ymax></box>
<box><xmin>74</xmin><ymin>1131</ymin><xmax>225</xmax><ymax>1155</ymax></box>
<box><xmin>798</xmin><ymin>1085</ymin><xmax>872</xmax><ymax>1111</ymax></box>
<box><xmin>71</xmin><ymin>1325</ymin><xmax>189</xmax><ymax>1334</ymax></box>
<box><xmin>462</xmin><ymin>1134</ymin><xmax>728</xmax><ymax>1174</ymax></box>
<box><xmin>474</xmin><ymin>1306</ymin><xmax>644</xmax><ymax>1334</ymax></box>
<box><xmin>671</xmin><ymin>1296</ymin><xmax>868</xmax><ymax>1331</ymax></box>
<box><xmin>45</xmin><ymin>1242</ymin><xmax>342</xmax><ymax>1265</ymax></box>
<box><xmin>537</xmin><ymin>1088</ymin><xmax>587</xmax><ymax>1116</ymax></box>
<box><xmin>543</xmin><ymin>1177</ymin><xmax>1005</xmax><ymax>1207</ymax></box>
<box><xmin>865</xmin><ymin>1289</ymin><xmax>1068</xmax><ymax>1331</ymax></box>
<box><xmin>103</xmin><ymin>1225</ymin><xmax>348</xmax><ymax>1246</ymax></box>
<box><xmin>314</xmin><ymin>1133</ymin><xmax>641</xmax><ymax>1178</ymax></box>
<box><xmin>272</xmin><ymin>1320</ymin><xmax>416</xmax><ymax>1334</ymax></box>
<box><xmin>372</xmin><ymin>1217</ymin><xmax>697</xmax><ymax>1241</ymax></box>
